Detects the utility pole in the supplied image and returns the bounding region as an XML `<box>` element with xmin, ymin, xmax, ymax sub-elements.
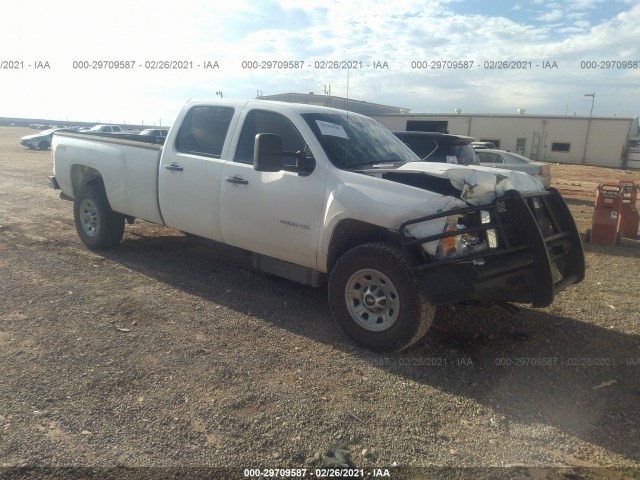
<box><xmin>581</xmin><ymin>93</ymin><xmax>595</xmax><ymax>164</ymax></box>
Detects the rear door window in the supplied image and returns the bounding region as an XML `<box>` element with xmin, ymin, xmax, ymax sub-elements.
<box><xmin>175</xmin><ymin>106</ymin><xmax>235</xmax><ymax>158</ymax></box>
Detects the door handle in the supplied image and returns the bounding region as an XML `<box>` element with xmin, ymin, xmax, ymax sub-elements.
<box><xmin>225</xmin><ymin>176</ymin><xmax>249</xmax><ymax>185</ymax></box>
<box><xmin>165</xmin><ymin>163</ymin><xmax>184</xmax><ymax>172</ymax></box>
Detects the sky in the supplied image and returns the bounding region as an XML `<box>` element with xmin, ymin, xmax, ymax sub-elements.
<box><xmin>1</xmin><ymin>0</ymin><xmax>638</xmax><ymax>125</ymax></box>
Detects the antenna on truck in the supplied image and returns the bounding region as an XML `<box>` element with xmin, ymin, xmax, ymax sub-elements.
<box><xmin>346</xmin><ymin>67</ymin><xmax>350</xmax><ymax>121</ymax></box>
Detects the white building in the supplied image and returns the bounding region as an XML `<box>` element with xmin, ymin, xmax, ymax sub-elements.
<box><xmin>371</xmin><ymin>112</ymin><xmax>640</xmax><ymax>169</ymax></box>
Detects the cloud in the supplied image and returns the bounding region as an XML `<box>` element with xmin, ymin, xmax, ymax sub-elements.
<box><xmin>537</xmin><ymin>9</ymin><xmax>565</xmax><ymax>22</ymax></box>
<box><xmin>1</xmin><ymin>0</ymin><xmax>639</xmax><ymax>121</ymax></box>
<box><xmin>568</xmin><ymin>0</ymin><xmax>605</xmax><ymax>9</ymax></box>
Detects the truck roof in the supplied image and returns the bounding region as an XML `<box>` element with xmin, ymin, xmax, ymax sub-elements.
<box><xmin>185</xmin><ymin>98</ymin><xmax>371</xmax><ymax>118</ymax></box>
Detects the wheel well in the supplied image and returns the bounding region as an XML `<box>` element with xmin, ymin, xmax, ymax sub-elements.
<box><xmin>327</xmin><ymin>219</ymin><xmax>429</xmax><ymax>274</ymax></box>
<box><xmin>326</xmin><ymin>220</ymin><xmax>397</xmax><ymax>274</ymax></box>
<box><xmin>70</xmin><ymin>165</ymin><xmax>104</xmax><ymax>196</ymax></box>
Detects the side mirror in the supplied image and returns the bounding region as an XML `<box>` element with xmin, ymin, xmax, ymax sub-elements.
<box><xmin>254</xmin><ymin>133</ymin><xmax>284</xmax><ymax>172</ymax></box>
<box><xmin>296</xmin><ymin>148</ymin><xmax>316</xmax><ymax>176</ymax></box>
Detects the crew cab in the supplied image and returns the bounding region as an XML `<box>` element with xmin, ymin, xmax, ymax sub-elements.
<box><xmin>49</xmin><ymin>99</ymin><xmax>585</xmax><ymax>352</ymax></box>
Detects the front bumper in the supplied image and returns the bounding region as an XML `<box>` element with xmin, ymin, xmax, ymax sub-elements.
<box><xmin>399</xmin><ymin>188</ymin><xmax>585</xmax><ymax>307</ymax></box>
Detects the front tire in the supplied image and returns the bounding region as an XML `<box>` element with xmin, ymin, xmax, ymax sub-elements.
<box><xmin>38</xmin><ymin>140</ymin><xmax>50</xmax><ymax>150</ymax></box>
<box><xmin>73</xmin><ymin>185</ymin><xmax>125</xmax><ymax>250</ymax></box>
<box><xmin>328</xmin><ymin>242</ymin><xmax>435</xmax><ymax>352</ymax></box>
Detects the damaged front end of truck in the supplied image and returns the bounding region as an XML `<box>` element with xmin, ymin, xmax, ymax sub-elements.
<box><xmin>394</xmin><ymin>167</ymin><xmax>585</xmax><ymax>308</ymax></box>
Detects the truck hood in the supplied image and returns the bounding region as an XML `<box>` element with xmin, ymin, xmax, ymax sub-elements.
<box><xmin>364</xmin><ymin>161</ymin><xmax>545</xmax><ymax>206</ymax></box>
<box><xmin>327</xmin><ymin>162</ymin><xmax>545</xmax><ymax>257</ymax></box>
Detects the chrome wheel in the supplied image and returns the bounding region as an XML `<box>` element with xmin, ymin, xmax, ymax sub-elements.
<box><xmin>79</xmin><ymin>199</ymin><xmax>99</xmax><ymax>237</ymax></box>
<box><xmin>345</xmin><ymin>268</ymin><xmax>399</xmax><ymax>332</ymax></box>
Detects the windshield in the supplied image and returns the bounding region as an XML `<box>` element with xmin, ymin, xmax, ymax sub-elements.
<box><xmin>302</xmin><ymin>113</ymin><xmax>419</xmax><ymax>169</ymax></box>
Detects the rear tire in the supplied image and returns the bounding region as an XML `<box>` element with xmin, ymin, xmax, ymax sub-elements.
<box><xmin>328</xmin><ymin>242</ymin><xmax>435</xmax><ymax>352</ymax></box>
<box><xmin>73</xmin><ymin>185</ymin><xmax>125</xmax><ymax>250</ymax></box>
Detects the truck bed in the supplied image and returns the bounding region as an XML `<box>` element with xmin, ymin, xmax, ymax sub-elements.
<box><xmin>78</xmin><ymin>130</ymin><xmax>166</xmax><ymax>145</ymax></box>
<box><xmin>52</xmin><ymin>131</ymin><xmax>165</xmax><ymax>224</ymax></box>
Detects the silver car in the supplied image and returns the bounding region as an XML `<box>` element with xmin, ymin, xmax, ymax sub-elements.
<box><xmin>20</xmin><ymin>128</ymin><xmax>65</xmax><ymax>150</ymax></box>
<box><xmin>477</xmin><ymin>149</ymin><xmax>551</xmax><ymax>188</ymax></box>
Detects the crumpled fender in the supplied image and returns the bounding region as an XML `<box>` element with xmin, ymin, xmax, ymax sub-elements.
<box><xmin>319</xmin><ymin>173</ymin><xmax>467</xmax><ymax>266</ymax></box>
<box><xmin>318</xmin><ymin>163</ymin><xmax>545</xmax><ymax>268</ymax></box>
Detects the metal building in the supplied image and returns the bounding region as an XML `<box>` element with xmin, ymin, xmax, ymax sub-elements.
<box><xmin>257</xmin><ymin>92</ymin><xmax>639</xmax><ymax>169</ymax></box>
<box><xmin>371</xmin><ymin>112</ymin><xmax>640</xmax><ymax>169</ymax></box>
<box><xmin>257</xmin><ymin>92</ymin><xmax>410</xmax><ymax>116</ymax></box>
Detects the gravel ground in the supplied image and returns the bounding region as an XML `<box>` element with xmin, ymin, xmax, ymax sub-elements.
<box><xmin>1</xmin><ymin>127</ymin><xmax>639</xmax><ymax>480</ymax></box>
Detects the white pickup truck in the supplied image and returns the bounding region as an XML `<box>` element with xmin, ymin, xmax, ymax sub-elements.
<box><xmin>50</xmin><ymin>99</ymin><xmax>585</xmax><ymax>352</ymax></box>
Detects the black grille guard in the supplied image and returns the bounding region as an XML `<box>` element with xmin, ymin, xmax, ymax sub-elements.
<box><xmin>398</xmin><ymin>188</ymin><xmax>585</xmax><ymax>307</ymax></box>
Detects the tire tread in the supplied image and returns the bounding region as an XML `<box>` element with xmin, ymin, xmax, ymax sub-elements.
<box><xmin>329</xmin><ymin>241</ymin><xmax>435</xmax><ymax>352</ymax></box>
<box><xmin>73</xmin><ymin>185</ymin><xmax>124</xmax><ymax>250</ymax></box>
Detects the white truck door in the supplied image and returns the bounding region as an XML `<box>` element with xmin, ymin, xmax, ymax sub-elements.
<box><xmin>158</xmin><ymin>105</ymin><xmax>236</xmax><ymax>240</ymax></box>
<box><xmin>220</xmin><ymin>109</ymin><xmax>326</xmax><ymax>270</ymax></box>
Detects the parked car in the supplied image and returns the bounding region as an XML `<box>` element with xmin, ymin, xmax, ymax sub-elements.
<box><xmin>393</xmin><ymin>131</ymin><xmax>479</xmax><ymax>165</ymax></box>
<box><xmin>20</xmin><ymin>128</ymin><xmax>70</xmax><ymax>150</ymax></box>
<box><xmin>476</xmin><ymin>149</ymin><xmax>551</xmax><ymax>187</ymax></box>
<box><xmin>139</xmin><ymin>129</ymin><xmax>168</xmax><ymax>137</ymax></box>
<box><xmin>88</xmin><ymin>124</ymin><xmax>122</xmax><ymax>133</ymax></box>
<box><xmin>471</xmin><ymin>141</ymin><xmax>496</xmax><ymax>150</ymax></box>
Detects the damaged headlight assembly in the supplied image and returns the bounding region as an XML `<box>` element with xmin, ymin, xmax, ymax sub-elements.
<box><xmin>433</xmin><ymin>210</ymin><xmax>498</xmax><ymax>262</ymax></box>
<box><xmin>404</xmin><ymin>209</ymin><xmax>497</xmax><ymax>263</ymax></box>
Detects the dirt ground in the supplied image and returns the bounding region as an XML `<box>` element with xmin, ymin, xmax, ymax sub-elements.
<box><xmin>552</xmin><ymin>163</ymin><xmax>640</xmax><ymax>202</ymax></box>
<box><xmin>1</xmin><ymin>126</ymin><xmax>639</xmax><ymax>480</ymax></box>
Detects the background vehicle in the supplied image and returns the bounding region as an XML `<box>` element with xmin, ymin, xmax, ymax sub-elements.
<box><xmin>20</xmin><ymin>128</ymin><xmax>71</xmax><ymax>150</ymax></box>
<box><xmin>477</xmin><ymin>149</ymin><xmax>551</xmax><ymax>188</ymax></box>
<box><xmin>88</xmin><ymin>124</ymin><xmax>122</xmax><ymax>133</ymax></box>
<box><xmin>138</xmin><ymin>129</ymin><xmax>168</xmax><ymax>144</ymax></box>
<box><xmin>393</xmin><ymin>131</ymin><xmax>479</xmax><ymax>165</ymax></box>
<box><xmin>471</xmin><ymin>141</ymin><xmax>496</xmax><ymax>150</ymax></box>
<box><xmin>50</xmin><ymin>100</ymin><xmax>583</xmax><ymax>352</ymax></box>
<box><xmin>139</xmin><ymin>128</ymin><xmax>168</xmax><ymax>137</ymax></box>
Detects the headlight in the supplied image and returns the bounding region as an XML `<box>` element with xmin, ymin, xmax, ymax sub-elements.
<box><xmin>435</xmin><ymin>214</ymin><xmax>490</xmax><ymax>259</ymax></box>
